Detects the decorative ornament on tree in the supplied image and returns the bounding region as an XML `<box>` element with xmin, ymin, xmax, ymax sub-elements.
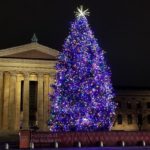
<box><xmin>75</xmin><ymin>5</ymin><xmax>90</xmax><ymax>17</ymax></box>
<box><xmin>49</xmin><ymin>6</ymin><xmax>117</xmax><ymax>132</ymax></box>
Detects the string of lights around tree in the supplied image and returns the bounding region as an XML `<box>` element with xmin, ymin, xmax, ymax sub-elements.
<box><xmin>48</xmin><ymin>6</ymin><xmax>117</xmax><ymax>132</ymax></box>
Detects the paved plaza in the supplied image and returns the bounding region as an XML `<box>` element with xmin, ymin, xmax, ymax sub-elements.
<box><xmin>31</xmin><ymin>148</ymin><xmax>150</xmax><ymax>150</ymax></box>
<box><xmin>0</xmin><ymin>145</ymin><xmax>150</xmax><ymax>150</ymax></box>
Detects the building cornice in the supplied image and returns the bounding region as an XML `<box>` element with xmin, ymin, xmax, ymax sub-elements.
<box><xmin>0</xmin><ymin>43</ymin><xmax>59</xmax><ymax>58</ymax></box>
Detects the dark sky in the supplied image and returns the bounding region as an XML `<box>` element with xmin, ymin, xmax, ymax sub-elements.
<box><xmin>0</xmin><ymin>0</ymin><xmax>150</xmax><ymax>88</ymax></box>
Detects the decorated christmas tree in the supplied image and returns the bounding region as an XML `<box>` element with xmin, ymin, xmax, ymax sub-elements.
<box><xmin>49</xmin><ymin>6</ymin><xmax>117</xmax><ymax>132</ymax></box>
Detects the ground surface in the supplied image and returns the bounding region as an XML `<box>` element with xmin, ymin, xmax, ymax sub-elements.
<box><xmin>0</xmin><ymin>146</ymin><xmax>150</xmax><ymax>150</ymax></box>
<box><xmin>29</xmin><ymin>148</ymin><xmax>150</xmax><ymax>150</ymax></box>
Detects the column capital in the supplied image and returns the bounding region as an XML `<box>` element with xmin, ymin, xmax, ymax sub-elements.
<box><xmin>38</xmin><ymin>73</ymin><xmax>43</xmax><ymax>78</ymax></box>
<box><xmin>23</xmin><ymin>72</ymin><xmax>30</xmax><ymax>78</ymax></box>
<box><xmin>44</xmin><ymin>74</ymin><xmax>49</xmax><ymax>79</ymax></box>
<box><xmin>0</xmin><ymin>71</ymin><xmax>3</xmax><ymax>76</ymax></box>
<box><xmin>50</xmin><ymin>72</ymin><xmax>55</xmax><ymax>78</ymax></box>
<box><xmin>4</xmin><ymin>72</ymin><xmax>10</xmax><ymax>76</ymax></box>
<box><xmin>43</xmin><ymin>72</ymin><xmax>50</xmax><ymax>76</ymax></box>
<box><xmin>10</xmin><ymin>71</ymin><xmax>17</xmax><ymax>76</ymax></box>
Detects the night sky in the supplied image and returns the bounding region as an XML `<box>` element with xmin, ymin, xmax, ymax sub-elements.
<box><xmin>0</xmin><ymin>0</ymin><xmax>150</xmax><ymax>88</ymax></box>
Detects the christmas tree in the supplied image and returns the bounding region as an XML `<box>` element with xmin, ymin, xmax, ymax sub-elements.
<box><xmin>49</xmin><ymin>6</ymin><xmax>117</xmax><ymax>132</ymax></box>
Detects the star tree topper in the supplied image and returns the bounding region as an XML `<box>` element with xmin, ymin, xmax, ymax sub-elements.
<box><xmin>75</xmin><ymin>5</ymin><xmax>90</xmax><ymax>17</ymax></box>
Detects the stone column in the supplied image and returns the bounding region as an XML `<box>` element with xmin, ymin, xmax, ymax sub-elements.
<box><xmin>43</xmin><ymin>74</ymin><xmax>49</xmax><ymax>131</ymax></box>
<box><xmin>8</xmin><ymin>72</ymin><xmax>17</xmax><ymax>130</ymax></box>
<box><xmin>0</xmin><ymin>72</ymin><xmax>3</xmax><ymax>130</ymax></box>
<box><xmin>2</xmin><ymin>72</ymin><xmax>10</xmax><ymax>130</ymax></box>
<box><xmin>15</xmin><ymin>74</ymin><xmax>21</xmax><ymax>130</ymax></box>
<box><xmin>22</xmin><ymin>73</ymin><xmax>29</xmax><ymax>129</ymax></box>
<box><xmin>37</xmin><ymin>73</ymin><xmax>44</xmax><ymax>130</ymax></box>
<box><xmin>48</xmin><ymin>74</ymin><xmax>55</xmax><ymax>127</ymax></box>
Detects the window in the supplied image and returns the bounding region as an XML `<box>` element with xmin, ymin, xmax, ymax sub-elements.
<box><xmin>147</xmin><ymin>115</ymin><xmax>150</xmax><ymax>124</ymax></box>
<box><xmin>117</xmin><ymin>114</ymin><xmax>122</xmax><ymax>124</ymax></box>
<box><xmin>147</xmin><ymin>102</ymin><xmax>150</xmax><ymax>109</ymax></box>
<box><xmin>136</xmin><ymin>102</ymin><xmax>142</xmax><ymax>109</ymax></box>
<box><xmin>127</xmin><ymin>114</ymin><xmax>132</xmax><ymax>124</ymax></box>
<box><xmin>122</xmin><ymin>97</ymin><xmax>125</xmax><ymax>100</ymax></box>
<box><xmin>127</xmin><ymin>102</ymin><xmax>132</xmax><ymax>109</ymax></box>
<box><xmin>137</xmin><ymin>114</ymin><xmax>143</xmax><ymax>125</ymax></box>
<box><xmin>118</xmin><ymin>101</ymin><xmax>122</xmax><ymax>109</ymax></box>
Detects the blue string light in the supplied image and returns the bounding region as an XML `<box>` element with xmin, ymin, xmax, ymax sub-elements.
<box><xmin>49</xmin><ymin>6</ymin><xmax>117</xmax><ymax>132</ymax></box>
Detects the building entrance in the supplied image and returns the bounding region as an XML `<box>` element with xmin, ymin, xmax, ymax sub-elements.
<box><xmin>29</xmin><ymin>81</ymin><xmax>37</xmax><ymax>128</ymax></box>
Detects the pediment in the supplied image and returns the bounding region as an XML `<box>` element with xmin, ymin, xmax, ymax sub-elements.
<box><xmin>0</xmin><ymin>43</ymin><xmax>59</xmax><ymax>60</ymax></box>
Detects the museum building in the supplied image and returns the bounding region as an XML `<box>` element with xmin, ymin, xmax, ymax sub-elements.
<box><xmin>0</xmin><ymin>40</ymin><xmax>58</xmax><ymax>132</ymax></box>
<box><xmin>0</xmin><ymin>40</ymin><xmax>150</xmax><ymax>133</ymax></box>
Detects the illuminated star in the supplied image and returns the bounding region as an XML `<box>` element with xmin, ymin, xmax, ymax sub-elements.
<box><xmin>75</xmin><ymin>5</ymin><xmax>90</xmax><ymax>17</ymax></box>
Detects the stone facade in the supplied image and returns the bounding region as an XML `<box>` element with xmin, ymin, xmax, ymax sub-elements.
<box><xmin>112</xmin><ymin>89</ymin><xmax>150</xmax><ymax>131</ymax></box>
<box><xmin>0</xmin><ymin>42</ymin><xmax>58</xmax><ymax>132</ymax></box>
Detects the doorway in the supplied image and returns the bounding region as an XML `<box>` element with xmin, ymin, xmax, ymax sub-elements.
<box><xmin>29</xmin><ymin>81</ymin><xmax>37</xmax><ymax>128</ymax></box>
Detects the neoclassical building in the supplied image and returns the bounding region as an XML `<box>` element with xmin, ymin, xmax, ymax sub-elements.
<box><xmin>0</xmin><ymin>41</ymin><xmax>58</xmax><ymax>132</ymax></box>
<box><xmin>112</xmin><ymin>89</ymin><xmax>150</xmax><ymax>131</ymax></box>
<box><xmin>0</xmin><ymin>41</ymin><xmax>150</xmax><ymax>133</ymax></box>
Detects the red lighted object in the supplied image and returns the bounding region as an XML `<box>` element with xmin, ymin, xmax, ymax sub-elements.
<box><xmin>19</xmin><ymin>130</ymin><xmax>30</xmax><ymax>149</ymax></box>
<box><xmin>19</xmin><ymin>130</ymin><xmax>150</xmax><ymax>148</ymax></box>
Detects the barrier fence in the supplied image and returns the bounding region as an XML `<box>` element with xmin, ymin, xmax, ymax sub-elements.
<box><xmin>19</xmin><ymin>130</ymin><xmax>150</xmax><ymax>149</ymax></box>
